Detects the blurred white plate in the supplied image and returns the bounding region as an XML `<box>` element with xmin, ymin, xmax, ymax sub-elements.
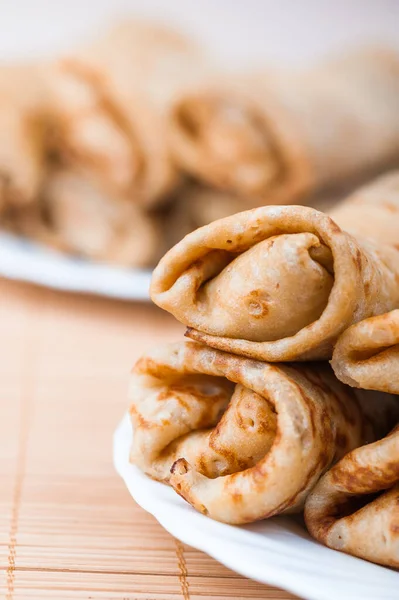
<box><xmin>114</xmin><ymin>414</ymin><xmax>399</xmax><ymax>600</ymax></box>
<box><xmin>0</xmin><ymin>232</ymin><xmax>152</xmax><ymax>300</ymax></box>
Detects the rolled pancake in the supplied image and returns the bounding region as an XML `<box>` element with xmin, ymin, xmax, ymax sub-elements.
<box><xmin>305</xmin><ymin>425</ymin><xmax>399</xmax><ymax>568</ymax></box>
<box><xmin>170</xmin><ymin>49</ymin><xmax>399</xmax><ymax>201</ymax></box>
<box><xmin>46</xmin><ymin>20</ymin><xmax>207</xmax><ymax>206</ymax></box>
<box><xmin>129</xmin><ymin>341</ymin><xmax>398</xmax><ymax>524</ymax></box>
<box><xmin>0</xmin><ymin>64</ymin><xmax>49</xmax><ymax>209</ymax></box>
<box><xmin>8</xmin><ymin>169</ymin><xmax>160</xmax><ymax>267</ymax></box>
<box><xmin>151</xmin><ymin>173</ymin><xmax>399</xmax><ymax>361</ymax></box>
<box><xmin>331</xmin><ymin>310</ymin><xmax>399</xmax><ymax>394</ymax></box>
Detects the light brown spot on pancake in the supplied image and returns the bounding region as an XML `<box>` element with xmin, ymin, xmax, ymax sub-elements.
<box><xmin>134</xmin><ymin>357</ymin><xmax>178</xmax><ymax>378</ymax></box>
<box><xmin>327</xmin><ymin>218</ymin><xmax>341</xmax><ymax>234</ymax></box>
<box><xmin>355</xmin><ymin>248</ymin><xmax>362</xmax><ymax>271</ymax></box>
<box><xmin>199</xmin><ymin>504</ymin><xmax>209</xmax><ymax>515</ymax></box>
<box><xmin>231</xmin><ymin>491</ymin><xmax>243</xmax><ymax>505</ymax></box>
<box><xmin>130</xmin><ymin>404</ymin><xmax>166</xmax><ymax>429</ymax></box>
<box><xmin>383</xmin><ymin>202</ymin><xmax>399</xmax><ymax>213</ymax></box>
<box><xmin>246</xmin><ymin>289</ymin><xmax>271</xmax><ymax>318</ymax></box>
<box><xmin>332</xmin><ymin>459</ymin><xmax>399</xmax><ymax>493</ymax></box>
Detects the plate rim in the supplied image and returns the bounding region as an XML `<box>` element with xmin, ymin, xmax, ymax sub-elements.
<box><xmin>113</xmin><ymin>414</ymin><xmax>399</xmax><ymax>600</ymax></box>
<box><xmin>0</xmin><ymin>232</ymin><xmax>152</xmax><ymax>300</ymax></box>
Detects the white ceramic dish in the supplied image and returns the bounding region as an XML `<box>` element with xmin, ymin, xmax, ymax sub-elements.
<box><xmin>0</xmin><ymin>232</ymin><xmax>152</xmax><ymax>300</ymax></box>
<box><xmin>114</xmin><ymin>414</ymin><xmax>399</xmax><ymax>600</ymax></box>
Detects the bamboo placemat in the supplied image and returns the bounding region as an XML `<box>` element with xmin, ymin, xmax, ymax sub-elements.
<box><xmin>0</xmin><ymin>277</ymin><xmax>298</xmax><ymax>600</ymax></box>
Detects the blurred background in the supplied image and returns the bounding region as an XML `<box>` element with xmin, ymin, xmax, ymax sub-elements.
<box><xmin>1</xmin><ymin>0</ymin><xmax>399</xmax><ymax>298</ymax></box>
<box><xmin>1</xmin><ymin>0</ymin><xmax>399</xmax><ymax>64</ymax></box>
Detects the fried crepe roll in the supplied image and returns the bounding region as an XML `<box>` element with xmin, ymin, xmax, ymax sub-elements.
<box><xmin>129</xmin><ymin>341</ymin><xmax>398</xmax><ymax>525</ymax></box>
<box><xmin>169</xmin><ymin>48</ymin><xmax>399</xmax><ymax>201</ymax></box>
<box><xmin>46</xmin><ymin>20</ymin><xmax>207</xmax><ymax>206</ymax></box>
<box><xmin>8</xmin><ymin>169</ymin><xmax>160</xmax><ymax>267</ymax></box>
<box><xmin>0</xmin><ymin>65</ymin><xmax>49</xmax><ymax>210</ymax></box>
<box><xmin>151</xmin><ymin>173</ymin><xmax>399</xmax><ymax>361</ymax></box>
<box><xmin>305</xmin><ymin>425</ymin><xmax>399</xmax><ymax>568</ymax></box>
<box><xmin>331</xmin><ymin>310</ymin><xmax>399</xmax><ymax>394</ymax></box>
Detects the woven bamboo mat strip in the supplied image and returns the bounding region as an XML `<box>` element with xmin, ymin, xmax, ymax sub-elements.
<box><xmin>0</xmin><ymin>278</ymin><xmax>298</xmax><ymax>600</ymax></box>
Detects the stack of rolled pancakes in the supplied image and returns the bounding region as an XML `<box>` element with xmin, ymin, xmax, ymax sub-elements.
<box><xmin>130</xmin><ymin>172</ymin><xmax>399</xmax><ymax>568</ymax></box>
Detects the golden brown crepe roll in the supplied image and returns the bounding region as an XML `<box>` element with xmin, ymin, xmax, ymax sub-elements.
<box><xmin>151</xmin><ymin>173</ymin><xmax>399</xmax><ymax>361</ymax></box>
<box><xmin>331</xmin><ymin>310</ymin><xmax>399</xmax><ymax>394</ymax></box>
<box><xmin>46</xmin><ymin>20</ymin><xmax>207</xmax><ymax>207</ymax></box>
<box><xmin>129</xmin><ymin>341</ymin><xmax>398</xmax><ymax>525</ymax></box>
<box><xmin>305</xmin><ymin>425</ymin><xmax>399</xmax><ymax>567</ymax></box>
<box><xmin>8</xmin><ymin>169</ymin><xmax>160</xmax><ymax>267</ymax></box>
<box><xmin>0</xmin><ymin>65</ymin><xmax>49</xmax><ymax>210</ymax></box>
<box><xmin>170</xmin><ymin>48</ymin><xmax>399</xmax><ymax>201</ymax></box>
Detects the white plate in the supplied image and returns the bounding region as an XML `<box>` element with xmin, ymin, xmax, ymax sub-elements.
<box><xmin>114</xmin><ymin>414</ymin><xmax>399</xmax><ymax>600</ymax></box>
<box><xmin>0</xmin><ymin>232</ymin><xmax>152</xmax><ymax>300</ymax></box>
